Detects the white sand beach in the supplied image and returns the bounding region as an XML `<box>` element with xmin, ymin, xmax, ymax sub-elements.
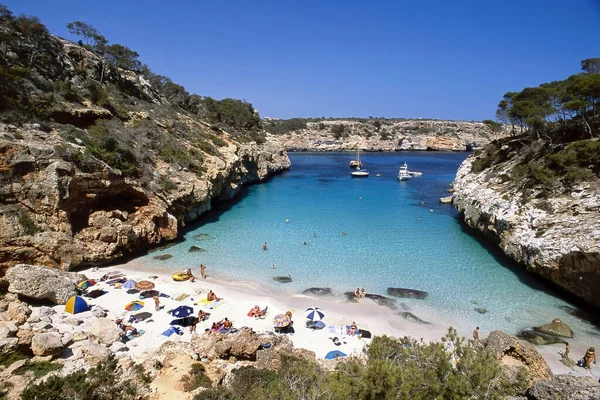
<box><xmin>48</xmin><ymin>260</ymin><xmax>597</xmax><ymax>379</ymax></box>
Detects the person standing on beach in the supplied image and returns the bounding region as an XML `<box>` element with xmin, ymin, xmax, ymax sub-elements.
<box><xmin>200</xmin><ymin>264</ymin><xmax>206</xmax><ymax>279</ymax></box>
<box><xmin>153</xmin><ymin>295</ymin><xmax>160</xmax><ymax>312</ymax></box>
<box><xmin>473</xmin><ymin>327</ymin><xmax>480</xmax><ymax>344</ymax></box>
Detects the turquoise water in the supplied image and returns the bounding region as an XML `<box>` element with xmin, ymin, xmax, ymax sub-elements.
<box><xmin>140</xmin><ymin>152</ymin><xmax>599</xmax><ymax>339</ymax></box>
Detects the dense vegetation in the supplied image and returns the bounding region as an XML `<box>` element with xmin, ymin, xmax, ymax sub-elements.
<box><xmin>192</xmin><ymin>329</ymin><xmax>525</xmax><ymax>400</ymax></box>
<box><xmin>471</xmin><ymin>58</ymin><xmax>600</xmax><ymax>195</ymax></box>
<box><xmin>0</xmin><ymin>2</ymin><xmax>265</xmax><ymax>181</ymax></box>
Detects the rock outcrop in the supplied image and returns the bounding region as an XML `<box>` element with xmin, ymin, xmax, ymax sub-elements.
<box><xmin>484</xmin><ymin>330</ymin><xmax>552</xmax><ymax>387</ymax></box>
<box><xmin>89</xmin><ymin>317</ymin><xmax>123</xmax><ymax>345</ymax></box>
<box><xmin>4</xmin><ymin>264</ymin><xmax>85</xmax><ymax>304</ymax></box>
<box><xmin>274</xmin><ymin>119</ymin><xmax>507</xmax><ymax>152</ymax></box>
<box><xmin>31</xmin><ymin>332</ymin><xmax>64</xmax><ymax>356</ymax></box>
<box><xmin>527</xmin><ymin>375</ymin><xmax>600</xmax><ymax>400</ymax></box>
<box><xmin>534</xmin><ymin>318</ymin><xmax>574</xmax><ymax>338</ymax></box>
<box><xmin>453</xmin><ymin>145</ymin><xmax>600</xmax><ymax>308</ymax></box>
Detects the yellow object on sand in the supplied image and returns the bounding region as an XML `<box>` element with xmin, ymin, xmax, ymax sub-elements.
<box><xmin>172</xmin><ymin>272</ymin><xmax>191</xmax><ymax>282</ymax></box>
<box><xmin>195</xmin><ymin>298</ymin><xmax>212</xmax><ymax>305</ymax></box>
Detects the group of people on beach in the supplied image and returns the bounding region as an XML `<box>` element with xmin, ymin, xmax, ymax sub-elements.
<box><xmin>354</xmin><ymin>288</ymin><xmax>367</xmax><ymax>299</ymax></box>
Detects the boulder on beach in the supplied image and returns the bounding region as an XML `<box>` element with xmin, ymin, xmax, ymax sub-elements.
<box><xmin>273</xmin><ymin>276</ymin><xmax>292</xmax><ymax>283</ymax></box>
<box><xmin>302</xmin><ymin>288</ymin><xmax>333</xmax><ymax>296</ymax></box>
<box><xmin>387</xmin><ymin>287</ymin><xmax>428</xmax><ymax>299</ymax></box>
<box><xmin>534</xmin><ymin>318</ymin><xmax>573</xmax><ymax>338</ymax></box>
<box><xmin>188</xmin><ymin>245</ymin><xmax>206</xmax><ymax>253</ymax></box>
<box><xmin>31</xmin><ymin>332</ymin><xmax>64</xmax><ymax>356</ymax></box>
<box><xmin>517</xmin><ymin>330</ymin><xmax>565</xmax><ymax>346</ymax></box>
<box><xmin>5</xmin><ymin>264</ymin><xmax>86</xmax><ymax>304</ymax></box>
<box><xmin>89</xmin><ymin>318</ymin><xmax>123</xmax><ymax>345</ymax></box>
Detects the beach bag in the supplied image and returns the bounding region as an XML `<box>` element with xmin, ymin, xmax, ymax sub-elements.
<box><xmin>358</xmin><ymin>329</ymin><xmax>372</xmax><ymax>339</ymax></box>
<box><xmin>576</xmin><ymin>358</ymin><xmax>585</xmax><ymax>368</ymax></box>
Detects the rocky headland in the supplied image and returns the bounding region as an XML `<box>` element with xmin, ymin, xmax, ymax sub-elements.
<box><xmin>271</xmin><ymin>119</ymin><xmax>508</xmax><ymax>152</ymax></box>
<box><xmin>453</xmin><ymin>138</ymin><xmax>600</xmax><ymax>309</ymax></box>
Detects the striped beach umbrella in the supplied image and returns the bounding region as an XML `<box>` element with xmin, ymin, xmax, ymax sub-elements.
<box><xmin>124</xmin><ymin>300</ymin><xmax>144</xmax><ymax>311</ymax></box>
<box><xmin>77</xmin><ymin>279</ymin><xmax>96</xmax><ymax>290</ymax></box>
<box><xmin>305</xmin><ymin>307</ymin><xmax>325</xmax><ymax>321</ymax></box>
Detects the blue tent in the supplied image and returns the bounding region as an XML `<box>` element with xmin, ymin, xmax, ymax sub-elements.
<box><xmin>325</xmin><ymin>350</ymin><xmax>347</xmax><ymax>360</ymax></box>
<box><xmin>65</xmin><ymin>295</ymin><xmax>89</xmax><ymax>314</ymax></box>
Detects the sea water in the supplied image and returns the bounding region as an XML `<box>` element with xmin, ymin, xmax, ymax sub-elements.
<box><xmin>140</xmin><ymin>152</ymin><xmax>599</xmax><ymax>342</ymax></box>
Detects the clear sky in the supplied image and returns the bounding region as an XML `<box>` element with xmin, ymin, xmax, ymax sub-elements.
<box><xmin>4</xmin><ymin>0</ymin><xmax>600</xmax><ymax>120</ymax></box>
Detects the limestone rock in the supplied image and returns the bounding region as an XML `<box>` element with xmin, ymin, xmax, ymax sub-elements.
<box><xmin>0</xmin><ymin>321</ymin><xmax>18</xmax><ymax>339</ymax></box>
<box><xmin>7</xmin><ymin>301</ymin><xmax>31</xmax><ymax>325</ymax></box>
<box><xmin>302</xmin><ymin>287</ymin><xmax>333</xmax><ymax>296</ymax></box>
<box><xmin>89</xmin><ymin>318</ymin><xmax>122</xmax><ymax>345</ymax></box>
<box><xmin>90</xmin><ymin>305</ymin><xmax>108</xmax><ymax>318</ymax></box>
<box><xmin>0</xmin><ymin>337</ymin><xmax>18</xmax><ymax>354</ymax></box>
<box><xmin>365</xmin><ymin>293</ymin><xmax>397</xmax><ymax>310</ymax></box>
<box><xmin>79</xmin><ymin>342</ymin><xmax>111</xmax><ymax>366</ymax></box>
<box><xmin>526</xmin><ymin>375</ymin><xmax>600</xmax><ymax>400</ymax></box>
<box><xmin>484</xmin><ymin>330</ymin><xmax>552</xmax><ymax>387</ymax></box>
<box><xmin>5</xmin><ymin>264</ymin><xmax>85</xmax><ymax>304</ymax></box>
<box><xmin>110</xmin><ymin>341</ymin><xmax>128</xmax><ymax>353</ymax></box>
<box><xmin>192</xmin><ymin>330</ymin><xmax>292</xmax><ymax>362</ymax></box>
<box><xmin>534</xmin><ymin>318</ymin><xmax>574</xmax><ymax>338</ymax></box>
<box><xmin>387</xmin><ymin>287</ymin><xmax>428</xmax><ymax>299</ymax></box>
<box><xmin>31</xmin><ymin>332</ymin><xmax>64</xmax><ymax>356</ymax></box>
<box><xmin>518</xmin><ymin>330</ymin><xmax>565</xmax><ymax>346</ymax></box>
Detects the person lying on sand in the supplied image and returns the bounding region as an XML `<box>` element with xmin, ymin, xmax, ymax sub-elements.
<box><xmin>207</xmin><ymin>290</ymin><xmax>222</xmax><ymax>301</ymax></box>
<box><xmin>115</xmin><ymin>319</ymin><xmax>139</xmax><ymax>337</ymax></box>
<box><xmin>198</xmin><ymin>310</ymin><xmax>210</xmax><ymax>321</ymax></box>
<box><xmin>248</xmin><ymin>305</ymin><xmax>268</xmax><ymax>318</ymax></box>
<box><xmin>210</xmin><ymin>322</ymin><xmax>221</xmax><ymax>332</ymax></box>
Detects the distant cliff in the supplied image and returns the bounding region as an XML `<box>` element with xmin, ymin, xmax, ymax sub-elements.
<box><xmin>0</xmin><ymin>13</ymin><xmax>290</xmax><ymax>272</ymax></box>
<box><xmin>270</xmin><ymin>119</ymin><xmax>507</xmax><ymax>152</ymax></box>
<box><xmin>453</xmin><ymin>138</ymin><xmax>600</xmax><ymax>308</ymax></box>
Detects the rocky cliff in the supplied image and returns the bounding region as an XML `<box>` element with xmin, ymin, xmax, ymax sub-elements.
<box><xmin>274</xmin><ymin>119</ymin><xmax>507</xmax><ymax>151</ymax></box>
<box><xmin>452</xmin><ymin>139</ymin><xmax>600</xmax><ymax>308</ymax></box>
<box><xmin>0</xmin><ymin>23</ymin><xmax>290</xmax><ymax>273</ymax></box>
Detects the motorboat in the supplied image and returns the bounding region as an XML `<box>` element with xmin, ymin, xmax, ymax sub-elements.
<box><xmin>351</xmin><ymin>148</ymin><xmax>369</xmax><ymax>177</ymax></box>
<box><xmin>408</xmin><ymin>170</ymin><xmax>423</xmax><ymax>177</ymax></box>
<box><xmin>398</xmin><ymin>162</ymin><xmax>412</xmax><ymax>181</ymax></box>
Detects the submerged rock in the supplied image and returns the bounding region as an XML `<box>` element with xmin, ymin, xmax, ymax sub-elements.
<box><xmin>517</xmin><ymin>330</ymin><xmax>565</xmax><ymax>346</ymax></box>
<box><xmin>343</xmin><ymin>292</ymin><xmax>359</xmax><ymax>303</ymax></box>
<box><xmin>188</xmin><ymin>246</ymin><xmax>206</xmax><ymax>253</ymax></box>
<box><xmin>153</xmin><ymin>254</ymin><xmax>173</xmax><ymax>261</ymax></box>
<box><xmin>302</xmin><ymin>288</ymin><xmax>332</xmax><ymax>296</ymax></box>
<box><xmin>399</xmin><ymin>312</ymin><xmax>431</xmax><ymax>325</ymax></box>
<box><xmin>365</xmin><ymin>294</ymin><xmax>397</xmax><ymax>310</ymax></box>
<box><xmin>273</xmin><ymin>276</ymin><xmax>292</xmax><ymax>283</ymax></box>
<box><xmin>534</xmin><ymin>318</ymin><xmax>573</xmax><ymax>338</ymax></box>
<box><xmin>474</xmin><ymin>308</ymin><xmax>488</xmax><ymax>314</ymax></box>
<box><xmin>387</xmin><ymin>287</ymin><xmax>428</xmax><ymax>299</ymax></box>
<box><xmin>193</xmin><ymin>233</ymin><xmax>212</xmax><ymax>241</ymax></box>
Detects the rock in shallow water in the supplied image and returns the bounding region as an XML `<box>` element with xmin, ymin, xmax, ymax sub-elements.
<box><xmin>387</xmin><ymin>287</ymin><xmax>428</xmax><ymax>299</ymax></box>
<box><xmin>153</xmin><ymin>254</ymin><xmax>173</xmax><ymax>261</ymax></box>
<box><xmin>273</xmin><ymin>276</ymin><xmax>292</xmax><ymax>283</ymax></box>
<box><xmin>193</xmin><ymin>233</ymin><xmax>212</xmax><ymax>240</ymax></box>
<box><xmin>399</xmin><ymin>312</ymin><xmax>431</xmax><ymax>324</ymax></box>
<box><xmin>188</xmin><ymin>245</ymin><xmax>206</xmax><ymax>253</ymax></box>
<box><xmin>533</xmin><ymin>318</ymin><xmax>573</xmax><ymax>338</ymax></box>
<box><xmin>365</xmin><ymin>294</ymin><xmax>397</xmax><ymax>310</ymax></box>
<box><xmin>302</xmin><ymin>288</ymin><xmax>332</xmax><ymax>296</ymax></box>
<box><xmin>474</xmin><ymin>307</ymin><xmax>487</xmax><ymax>314</ymax></box>
<box><xmin>517</xmin><ymin>330</ymin><xmax>565</xmax><ymax>346</ymax></box>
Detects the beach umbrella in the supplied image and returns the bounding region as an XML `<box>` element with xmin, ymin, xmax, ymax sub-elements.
<box><xmin>135</xmin><ymin>280</ymin><xmax>155</xmax><ymax>291</ymax></box>
<box><xmin>171</xmin><ymin>305</ymin><xmax>194</xmax><ymax>318</ymax></box>
<box><xmin>123</xmin><ymin>279</ymin><xmax>137</xmax><ymax>289</ymax></box>
<box><xmin>65</xmin><ymin>295</ymin><xmax>89</xmax><ymax>314</ymax></box>
<box><xmin>324</xmin><ymin>350</ymin><xmax>347</xmax><ymax>360</ymax></box>
<box><xmin>124</xmin><ymin>300</ymin><xmax>144</xmax><ymax>311</ymax></box>
<box><xmin>77</xmin><ymin>279</ymin><xmax>96</xmax><ymax>290</ymax></box>
<box><xmin>304</xmin><ymin>307</ymin><xmax>325</xmax><ymax>321</ymax></box>
<box><xmin>139</xmin><ymin>290</ymin><xmax>160</xmax><ymax>299</ymax></box>
<box><xmin>273</xmin><ymin>314</ymin><xmax>291</xmax><ymax>328</ymax></box>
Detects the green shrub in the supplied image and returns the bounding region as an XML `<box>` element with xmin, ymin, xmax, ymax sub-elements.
<box><xmin>14</xmin><ymin>361</ymin><xmax>62</xmax><ymax>378</ymax></box>
<box><xmin>184</xmin><ymin>363</ymin><xmax>212</xmax><ymax>392</ymax></box>
<box><xmin>331</xmin><ymin>123</ymin><xmax>346</xmax><ymax>139</ymax></box>
<box><xmin>264</xmin><ymin>118</ymin><xmax>307</xmax><ymax>134</ymax></box>
<box><xmin>0</xmin><ymin>350</ymin><xmax>27</xmax><ymax>368</ymax></box>
<box><xmin>210</xmin><ymin>134</ymin><xmax>227</xmax><ymax>147</ymax></box>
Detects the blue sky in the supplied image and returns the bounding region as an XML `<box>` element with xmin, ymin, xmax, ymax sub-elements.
<box><xmin>4</xmin><ymin>0</ymin><xmax>600</xmax><ymax>120</ymax></box>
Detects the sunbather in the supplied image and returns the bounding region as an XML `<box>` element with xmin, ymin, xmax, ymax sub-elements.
<box><xmin>210</xmin><ymin>322</ymin><xmax>221</xmax><ymax>332</ymax></box>
<box><xmin>248</xmin><ymin>305</ymin><xmax>268</xmax><ymax>318</ymax></box>
<box><xmin>207</xmin><ymin>290</ymin><xmax>222</xmax><ymax>301</ymax></box>
<box><xmin>348</xmin><ymin>321</ymin><xmax>358</xmax><ymax>335</ymax></box>
<box><xmin>198</xmin><ymin>310</ymin><xmax>210</xmax><ymax>321</ymax></box>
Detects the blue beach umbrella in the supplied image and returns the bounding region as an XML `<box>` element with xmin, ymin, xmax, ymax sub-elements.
<box><xmin>325</xmin><ymin>350</ymin><xmax>347</xmax><ymax>360</ymax></box>
<box><xmin>171</xmin><ymin>305</ymin><xmax>194</xmax><ymax>318</ymax></box>
<box><xmin>123</xmin><ymin>279</ymin><xmax>137</xmax><ymax>289</ymax></box>
<box><xmin>305</xmin><ymin>307</ymin><xmax>325</xmax><ymax>321</ymax></box>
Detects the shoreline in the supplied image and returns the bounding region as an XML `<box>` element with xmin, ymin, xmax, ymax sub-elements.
<box><xmin>76</xmin><ymin>259</ymin><xmax>595</xmax><ymax>377</ymax></box>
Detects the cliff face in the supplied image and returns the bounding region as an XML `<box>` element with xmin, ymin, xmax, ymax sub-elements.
<box><xmin>275</xmin><ymin>120</ymin><xmax>507</xmax><ymax>151</ymax></box>
<box><xmin>0</xmin><ymin>30</ymin><xmax>290</xmax><ymax>272</ymax></box>
<box><xmin>452</xmin><ymin>145</ymin><xmax>600</xmax><ymax>308</ymax></box>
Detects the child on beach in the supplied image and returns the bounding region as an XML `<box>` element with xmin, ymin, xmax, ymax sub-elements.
<box><xmin>153</xmin><ymin>295</ymin><xmax>160</xmax><ymax>311</ymax></box>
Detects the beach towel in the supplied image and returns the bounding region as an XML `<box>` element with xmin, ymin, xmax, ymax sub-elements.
<box><xmin>208</xmin><ymin>301</ymin><xmax>224</xmax><ymax>309</ymax></box>
<box><xmin>174</xmin><ymin>294</ymin><xmax>190</xmax><ymax>301</ymax></box>
<box><xmin>159</xmin><ymin>293</ymin><xmax>170</xmax><ymax>298</ymax></box>
<box><xmin>219</xmin><ymin>326</ymin><xmax>232</xmax><ymax>334</ymax></box>
<box><xmin>161</xmin><ymin>326</ymin><xmax>182</xmax><ymax>337</ymax></box>
<box><xmin>195</xmin><ymin>298</ymin><xmax>212</xmax><ymax>306</ymax></box>
<box><xmin>328</xmin><ymin>325</ymin><xmax>337</xmax><ymax>334</ymax></box>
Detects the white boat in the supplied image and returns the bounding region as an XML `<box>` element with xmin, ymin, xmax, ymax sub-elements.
<box><xmin>408</xmin><ymin>170</ymin><xmax>423</xmax><ymax>177</ymax></box>
<box><xmin>351</xmin><ymin>148</ymin><xmax>369</xmax><ymax>177</ymax></box>
<box><xmin>398</xmin><ymin>162</ymin><xmax>412</xmax><ymax>181</ymax></box>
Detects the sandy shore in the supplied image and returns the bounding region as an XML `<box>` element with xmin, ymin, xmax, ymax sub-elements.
<box><xmin>69</xmin><ymin>260</ymin><xmax>597</xmax><ymax>378</ymax></box>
